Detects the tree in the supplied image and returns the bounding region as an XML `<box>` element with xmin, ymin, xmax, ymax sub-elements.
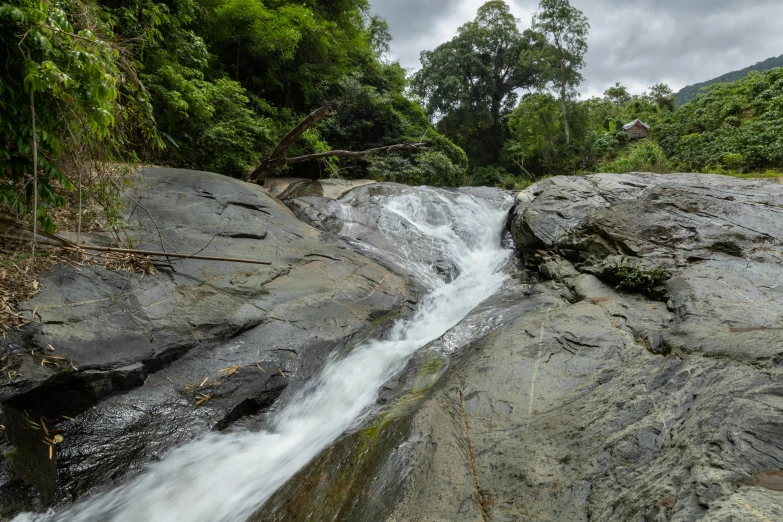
<box><xmin>529</xmin><ymin>0</ymin><xmax>589</xmax><ymax>144</ymax></box>
<box><xmin>648</xmin><ymin>83</ymin><xmax>675</xmax><ymax>112</ymax></box>
<box><xmin>604</xmin><ymin>83</ymin><xmax>631</xmax><ymax>106</ymax></box>
<box><xmin>412</xmin><ymin>1</ymin><xmax>538</xmax><ymax>166</ymax></box>
<box><xmin>508</xmin><ymin>93</ymin><xmax>562</xmax><ymax>158</ymax></box>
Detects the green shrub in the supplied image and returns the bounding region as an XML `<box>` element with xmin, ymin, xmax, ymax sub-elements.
<box><xmin>721</xmin><ymin>152</ymin><xmax>745</xmax><ymax>172</ymax></box>
<box><xmin>597</xmin><ymin>141</ymin><xmax>673</xmax><ymax>174</ymax></box>
<box><xmin>657</xmin><ymin>68</ymin><xmax>783</xmax><ymax>172</ymax></box>
<box><xmin>606</xmin><ymin>258</ymin><xmax>669</xmax><ymax>294</ymax></box>
<box><xmin>0</xmin><ymin>0</ymin><xmax>157</xmax><ymax>231</ymax></box>
<box><xmin>501</xmin><ymin>175</ymin><xmax>533</xmax><ymax>190</ymax></box>
<box><xmin>470</xmin><ymin>166</ymin><xmax>509</xmax><ymax>187</ymax></box>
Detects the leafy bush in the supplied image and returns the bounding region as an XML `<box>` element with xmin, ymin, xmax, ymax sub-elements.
<box><xmin>592</xmin><ymin>130</ymin><xmax>630</xmax><ymax>155</ymax></box>
<box><xmin>500</xmin><ymin>175</ymin><xmax>533</xmax><ymax>190</ymax></box>
<box><xmin>144</xmin><ymin>66</ymin><xmax>273</xmax><ymax>177</ymax></box>
<box><xmin>606</xmin><ymin>258</ymin><xmax>669</xmax><ymax>294</ymax></box>
<box><xmin>0</xmin><ymin>0</ymin><xmax>156</xmax><ymax>231</ymax></box>
<box><xmin>322</xmin><ymin>74</ymin><xmax>467</xmax><ymax>184</ymax></box>
<box><xmin>471</xmin><ymin>166</ymin><xmax>510</xmax><ymax>187</ymax></box>
<box><xmin>721</xmin><ymin>152</ymin><xmax>745</xmax><ymax>172</ymax></box>
<box><xmin>597</xmin><ymin>141</ymin><xmax>673</xmax><ymax>173</ymax></box>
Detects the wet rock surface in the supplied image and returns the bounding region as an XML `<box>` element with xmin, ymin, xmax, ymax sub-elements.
<box><xmin>263</xmin><ymin>178</ymin><xmax>377</xmax><ymax>201</ymax></box>
<box><xmin>287</xmin><ymin>183</ymin><xmax>514</xmax><ymax>288</ymax></box>
<box><xmin>258</xmin><ymin>173</ymin><xmax>783</xmax><ymax>522</ymax></box>
<box><xmin>0</xmin><ymin>168</ymin><xmax>411</xmax><ymax>514</ymax></box>
<box><xmin>4</xmin><ymin>172</ymin><xmax>783</xmax><ymax>521</ymax></box>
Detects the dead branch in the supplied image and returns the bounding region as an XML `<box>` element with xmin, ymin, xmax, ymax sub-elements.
<box><xmin>247</xmin><ymin>103</ymin><xmax>429</xmax><ymax>182</ymax></box>
<box><xmin>0</xmin><ymin>234</ymin><xmax>271</xmax><ymax>266</ymax></box>
<box><xmin>248</xmin><ymin>103</ymin><xmax>338</xmax><ymax>182</ymax></box>
<box><xmin>106</xmin><ymin>175</ymin><xmax>176</xmax><ymax>268</ymax></box>
<box><xmin>0</xmin><ymin>217</ymin><xmax>78</xmax><ymax>248</ymax></box>
<box><xmin>277</xmin><ymin>143</ymin><xmax>429</xmax><ymax>165</ymax></box>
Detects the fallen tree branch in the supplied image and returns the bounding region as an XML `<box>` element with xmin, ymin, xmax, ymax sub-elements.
<box><xmin>277</xmin><ymin>143</ymin><xmax>429</xmax><ymax>164</ymax></box>
<box><xmin>247</xmin><ymin>103</ymin><xmax>429</xmax><ymax>182</ymax></box>
<box><xmin>270</xmin><ymin>103</ymin><xmax>338</xmax><ymax>161</ymax></box>
<box><xmin>0</xmin><ymin>234</ymin><xmax>271</xmax><ymax>266</ymax></box>
<box><xmin>0</xmin><ymin>217</ymin><xmax>77</xmax><ymax>247</ymax></box>
<box><xmin>248</xmin><ymin>103</ymin><xmax>338</xmax><ymax>182</ymax></box>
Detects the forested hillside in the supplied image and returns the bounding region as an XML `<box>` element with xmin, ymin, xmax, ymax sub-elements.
<box><xmin>0</xmin><ymin>0</ymin><xmax>465</xmax><ymax>232</ymax></box>
<box><xmin>675</xmin><ymin>55</ymin><xmax>783</xmax><ymax>106</ymax></box>
<box><xmin>410</xmin><ymin>1</ymin><xmax>783</xmax><ymax>184</ymax></box>
<box><xmin>658</xmin><ymin>68</ymin><xmax>783</xmax><ymax>173</ymax></box>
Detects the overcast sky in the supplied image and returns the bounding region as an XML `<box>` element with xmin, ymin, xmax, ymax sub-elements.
<box><xmin>368</xmin><ymin>0</ymin><xmax>783</xmax><ymax>98</ymax></box>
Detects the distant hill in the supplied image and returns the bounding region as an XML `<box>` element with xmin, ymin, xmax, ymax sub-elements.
<box><xmin>675</xmin><ymin>55</ymin><xmax>783</xmax><ymax>106</ymax></box>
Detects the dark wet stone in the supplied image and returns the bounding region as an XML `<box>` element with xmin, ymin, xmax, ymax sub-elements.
<box><xmin>0</xmin><ymin>168</ymin><xmax>411</xmax><ymax>512</ymax></box>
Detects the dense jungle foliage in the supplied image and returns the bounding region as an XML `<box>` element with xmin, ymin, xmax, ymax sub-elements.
<box><xmin>675</xmin><ymin>54</ymin><xmax>783</xmax><ymax>106</ymax></box>
<box><xmin>2</xmin><ymin>0</ymin><xmax>782</xmax><ymax>233</ymax></box>
<box><xmin>502</xmin><ymin>67</ymin><xmax>783</xmax><ymax>181</ymax></box>
<box><xmin>0</xmin><ymin>0</ymin><xmax>465</xmax><ymax>231</ymax></box>
<box><xmin>412</xmin><ymin>1</ymin><xmax>783</xmax><ymax>187</ymax></box>
<box><xmin>657</xmin><ymin>68</ymin><xmax>783</xmax><ymax>174</ymax></box>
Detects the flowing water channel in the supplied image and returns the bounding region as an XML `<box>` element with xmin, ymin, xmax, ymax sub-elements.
<box><xmin>16</xmin><ymin>187</ymin><xmax>513</xmax><ymax>522</ymax></box>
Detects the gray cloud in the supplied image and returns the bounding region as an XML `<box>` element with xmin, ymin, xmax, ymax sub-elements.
<box><xmin>369</xmin><ymin>0</ymin><xmax>783</xmax><ymax>97</ymax></box>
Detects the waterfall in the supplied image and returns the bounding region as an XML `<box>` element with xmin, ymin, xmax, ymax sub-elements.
<box><xmin>16</xmin><ymin>187</ymin><xmax>513</xmax><ymax>522</ymax></box>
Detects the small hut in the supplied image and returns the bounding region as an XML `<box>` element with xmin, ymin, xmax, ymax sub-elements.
<box><xmin>622</xmin><ymin>119</ymin><xmax>650</xmax><ymax>139</ymax></box>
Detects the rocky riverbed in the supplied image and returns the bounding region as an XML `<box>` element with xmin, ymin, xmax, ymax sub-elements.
<box><xmin>2</xmin><ymin>170</ymin><xmax>783</xmax><ymax>521</ymax></box>
<box><xmin>261</xmin><ymin>173</ymin><xmax>783</xmax><ymax>522</ymax></box>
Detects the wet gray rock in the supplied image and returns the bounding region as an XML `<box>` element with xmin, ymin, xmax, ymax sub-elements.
<box><xmin>0</xmin><ymin>168</ymin><xmax>410</xmax><ymax>513</ymax></box>
<box><xmin>255</xmin><ymin>174</ymin><xmax>783</xmax><ymax>522</ymax></box>
<box><xmin>263</xmin><ymin>178</ymin><xmax>377</xmax><ymax>201</ymax></box>
<box><xmin>510</xmin><ymin>173</ymin><xmax>783</xmax><ymax>366</ymax></box>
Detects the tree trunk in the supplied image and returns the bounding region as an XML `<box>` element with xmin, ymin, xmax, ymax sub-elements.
<box><xmin>30</xmin><ymin>84</ymin><xmax>38</xmax><ymax>277</ymax></box>
<box><xmin>559</xmin><ymin>80</ymin><xmax>570</xmax><ymax>144</ymax></box>
<box><xmin>248</xmin><ymin>104</ymin><xmax>338</xmax><ymax>182</ymax></box>
<box><xmin>490</xmin><ymin>91</ymin><xmax>504</xmax><ymax>163</ymax></box>
<box><xmin>539</xmin><ymin>112</ymin><xmax>557</xmax><ymax>157</ymax></box>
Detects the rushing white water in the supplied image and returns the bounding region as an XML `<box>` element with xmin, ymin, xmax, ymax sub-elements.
<box><xmin>16</xmin><ymin>188</ymin><xmax>512</xmax><ymax>522</ymax></box>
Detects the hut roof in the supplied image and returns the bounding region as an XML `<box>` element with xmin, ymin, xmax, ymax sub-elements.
<box><xmin>622</xmin><ymin>119</ymin><xmax>650</xmax><ymax>130</ymax></box>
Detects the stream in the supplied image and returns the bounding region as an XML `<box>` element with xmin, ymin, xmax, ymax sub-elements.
<box><xmin>15</xmin><ymin>187</ymin><xmax>513</xmax><ymax>522</ymax></box>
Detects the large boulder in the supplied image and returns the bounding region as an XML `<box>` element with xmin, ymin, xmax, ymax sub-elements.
<box><xmin>255</xmin><ymin>173</ymin><xmax>783</xmax><ymax>522</ymax></box>
<box><xmin>510</xmin><ymin>173</ymin><xmax>783</xmax><ymax>364</ymax></box>
<box><xmin>0</xmin><ymin>168</ymin><xmax>411</xmax><ymax>514</ymax></box>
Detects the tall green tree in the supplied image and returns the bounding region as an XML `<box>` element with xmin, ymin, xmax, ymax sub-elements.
<box><xmin>529</xmin><ymin>0</ymin><xmax>589</xmax><ymax>144</ymax></box>
<box><xmin>648</xmin><ymin>83</ymin><xmax>676</xmax><ymax>111</ymax></box>
<box><xmin>604</xmin><ymin>83</ymin><xmax>631</xmax><ymax>106</ymax></box>
<box><xmin>412</xmin><ymin>1</ymin><xmax>538</xmax><ymax>167</ymax></box>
